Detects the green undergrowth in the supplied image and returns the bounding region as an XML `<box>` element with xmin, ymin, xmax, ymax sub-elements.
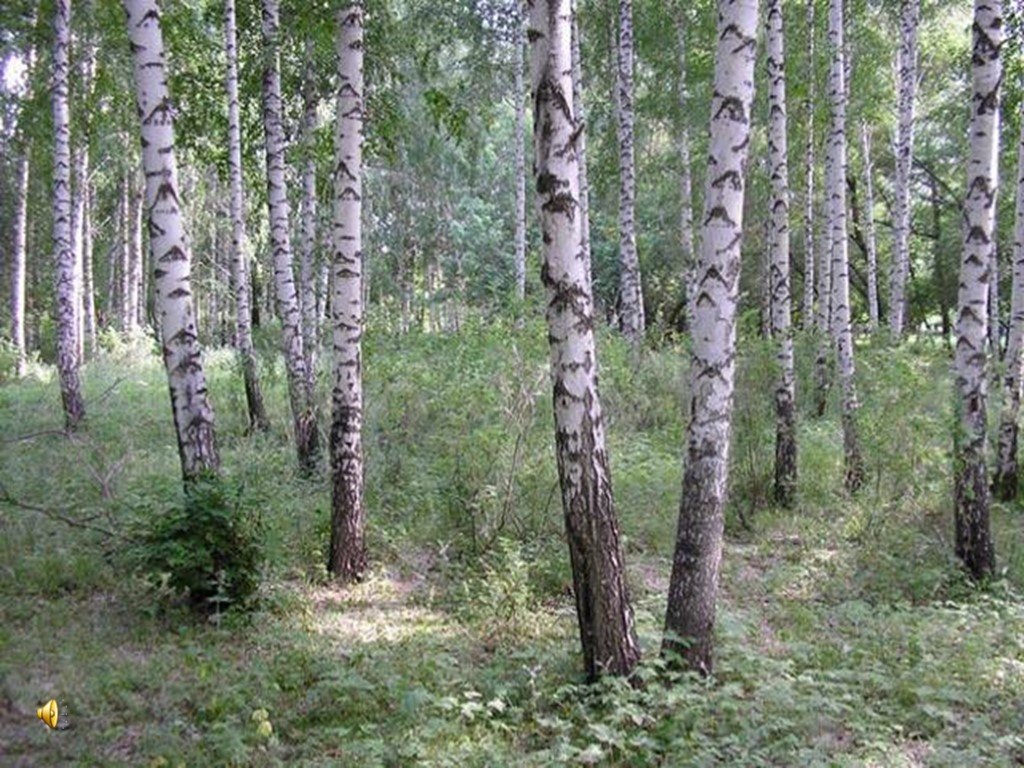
<box><xmin>2</xmin><ymin>321</ymin><xmax>1024</xmax><ymax>765</ymax></box>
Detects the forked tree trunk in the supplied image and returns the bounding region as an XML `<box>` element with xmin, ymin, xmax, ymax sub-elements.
<box><xmin>124</xmin><ymin>0</ymin><xmax>219</xmax><ymax>481</ymax></box>
<box><xmin>827</xmin><ymin>0</ymin><xmax>864</xmax><ymax>492</ymax></box>
<box><xmin>615</xmin><ymin>0</ymin><xmax>644</xmax><ymax>346</ymax></box>
<box><xmin>663</xmin><ymin>0</ymin><xmax>759</xmax><ymax>676</ymax></box>
<box><xmin>767</xmin><ymin>0</ymin><xmax>797</xmax><ymax>506</ymax></box>
<box><xmin>299</xmin><ymin>38</ymin><xmax>320</xmax><ymax>382</ymax></box>
<box><xmin>328</xmin><ymin>3</ymin><xmax>368</xmax><ymax>582</ymax></box>
<box><xmin>993</xmin><ymin>113</ymin><xmax>1024</xmax><ymax>500</ymax></box>
<box><xmin>225</xmin><ymin>0</ymin><xmax>269</xmax><ymax>432</ymax></box>
<box><xmin>860</xmin><ymin>121</ymin><xmax>880</xmax><ymax>331</ymax></box>
<box><xmin>514</xmin><ymin>11</ymin><xmax>527</xmax><ymax>307</ymax></box>
<box><xmin>11</xmin><ymin>152</ymin><xmax>29</xmax><ymax>377</ymax></box>
<box><xmin>52</xmin><ymin>0</ymin><xmax>86</xmax><ymax>430</ymax></box>
<box><xmin>261</xmin><ymin>0</ymin><xmax>320</xmax><ymax>472</ymax></box>
<box><xmin>889</xmin><ymin>0</ymin><xmax>919</xmax><ymax>339</ymax></box>
<box><xmin>803</xmin><ymin>0</ymin><xmax>816</xmax><ymax>328</ymax></box>
<box><xmin>954</xmin><ymin>0</ymin><xmax>1001</xmax><ymax>581</ymax></box>
<box><xmin>677</xmin><ymin>18</ymin><xmax>696</xmax><ymax>328</ymax></box>
<box><xmin>528</xmin><ymin>0</ymin><xmax>639</xmax><ymax>680</ymax></box>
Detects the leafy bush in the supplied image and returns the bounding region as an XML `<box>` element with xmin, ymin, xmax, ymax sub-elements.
<box><xmin>127</xmin><ymin>476</ymin><xmax>263</xmax><ymax>615</ymax></box>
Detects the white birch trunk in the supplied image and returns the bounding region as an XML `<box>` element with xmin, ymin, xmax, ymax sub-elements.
<box><xmin>11</xmin><ymin>153</ymin><xmax>29</xmax><ymax>376</ymax></box>
<box><xmin>994</xmin><ymin>112</ymin><xmax>1024</xmax><ymax>500</ymax></box>
<box><xmin>889</xmin><ymin>0</ymin><xmax>919</xmax><ymax>338</ymax></box>
<box><xmin>528</xmin><ymin>0</ymin><xmax>639</xmax><ymax>680</ymax></box>
<box><xmin>225</xmin><ymin>0</ymin><xmax>268</xmax><ymax>432</ymax></box>
<box><xmin>803</xmin><ymin>0</ymin><xmax>816</xmax><ymax>328</ymax></box>
<box><xmin>827</xmin><ymin>0</ymin><xmax>864</xmax><ymax>491</ymax></box>
<box><xmin>954</xmin><ymin>0</ymin><xmax>1002</xmax><ymax>579</ymax></box>
<box><xmin>299</xmin><ymin>38</ymin><xmax>320</xmax><ymax>381</ymax></box>
<box><xmin>571</xmin><ymin>4</ymin><xmax>591</xmax><ymax>282</ymax></box>
<box><xmin>990</xmin><ymin>242</ymin><xmax>1001</xmax><ymax>353</ymax></box>
<box><xmin>82</xmin><ymin>172</ymin><xmax>97</xmax><ymax>356</ymax></box>
<box><xmin>615</xmin><ymin>0</ymin><xmax>644</xmax><ymax>345</ymax></box>
<box><xmin>514</xmin><ymin>12</ymin><xmax>527</xmax><ymax>306</ymax></box>
<box><xmin>860</xmin><ymin>121</ymin><xmax>880</xmax><ymax>331</ymax></box>
<box><xmin>72</xmin><ymin>144</ymin><xmax>86</xmax><ymax>361</ymax></box>
<box><xmin>124</xmin><ymin>0</ymin><xmax>219</xmax><ymax>480</ymax></box>
<box><xmin>767</xmin><ymin>0</ymin><xmax>797</xmax><ymax>506</ymax></box>
<box><xmin>261</xmin><ymin>0</ymin><xmax>319</xmax><ymax>471</ymax></box>
<box><xmin>52</xmin><ymin>0</ymin><xmax>85</xmax><ymax>429</ymax></box>
<box><xmin>677</xmin><ymin>19</ymin><xmax>696</xmax><ymax>329</ymax></box>
<box><xmin>663</xmin><ymin>0</ymin><xmax>759</xmax><ymax>676</ymax></box>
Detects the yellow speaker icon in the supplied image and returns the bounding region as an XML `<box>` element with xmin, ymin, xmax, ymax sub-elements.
<box><xmin>37</xmin><ymin>699</ymin><xmax>59</xmax><ymax>730</ymax></box>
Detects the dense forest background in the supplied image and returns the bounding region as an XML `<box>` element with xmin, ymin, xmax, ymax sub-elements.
<box><xmin>2</xmin><ymin>0</ymin><xmax>1024</xmax><ymax>764</ymax></box>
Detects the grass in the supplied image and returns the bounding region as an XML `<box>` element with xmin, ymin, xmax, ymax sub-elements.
<box><xmin>2</xmin><ymin>320</ymin><xmax>1024</xmax><ymax>766</ymax></box>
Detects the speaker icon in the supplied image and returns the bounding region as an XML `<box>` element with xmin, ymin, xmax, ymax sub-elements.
<box><xmin>36</xmin><ymin>699</ymin><xmax>60</xmax><ymax>730</ymax></box>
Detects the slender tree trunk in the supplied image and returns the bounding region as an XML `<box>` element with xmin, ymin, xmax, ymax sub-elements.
<box><xmin>82</xmin><ymin>173</ymin><xmax>97</xmax><ymax>356</ymax></box>
<box><xmin>514</xmin><ymin>11</ymin><xmax>527</xmax><ymax>308</ymax></box>
<box><xmin>615</xmin><ymin>0</ymin><xmax>644</xmax><ymax>346</ymax></box>
<box><xmin>931</xmin><ymin>177</ymin><xmax>952</xmax><ymax>348</ymax></box>
<box><xmin>990</xmin><ymin>242</ymin><xmax>1001</xmax><ymax>355</ymax></box>
<box><xmin>954</xmin><ymin>0</ymin><xmax>1002</xmax><ymax>580</ymax></box>
<box><xmin>663</xmin><ymin>0</ymin><xmax>759</xmax><ymax>676</ymax></box>
<box><xmin>225</xmin><ymin>0</ymin><xmax>268</xmax><ymax>433</ymax></box>
<box><xmin>814</xmin><ymin>159</ymin><xmax>832</xmax><ymax>417</ymax></box>
<box><xmin>677</xmin><ymin>19</ymin><xmax>696</xmax><ymax>329</ymax></box>
<box><xmin>52</xmin><ymin>0</ymin><xmax>85</xmax><ymax>429</ymax></box>
<box><xmin>994</xmin><ymin>116</ymin><xmax>1024</xmax><ymax>500</ymax></box>
<box><xmin>767</xmin><ymin>0</ymin><xmax>797</xmax><ymax>506</ymax></box>
<box><xmin>261</xmin><ymin>0</ymin><xmax>320</xmax><ymax>472</ymax></box>
<box><xmin>889</xmin><ymin>0</ymin><xmax>919</xmax><ymax>339</ymax></box>
<box><xmin>299</xmin><ymin>38</ymin><xmax>320</xmax><ymax>383</ymax></box>
<box><xmin>120</xmin><ymin>175</ymin><xmax>132</xmax><ymax>331</ymax></box>
<box><xmin>136</xmin><ymin>180</ymin><xmax>147</xmax><ymax>329</ymax></box>
<box><xmin>72</xmin><ymin>144</ymin><xmax>86</xmax><ymax>362</ymax></box>
<box><xmin>827</xmin><ymin>0</ymin><xmax>864</xmax><ymax>492</ymax></box>
<box><xmin>328</xmin><ymin>4</ymin><xmax>367</xmax><ymax>582</ymax></box>
<box><xmin>124</xmin><ymin>0</ymin><xmax>219</xmax><ymax>481</ymax></box>
<box><xmin>803</xmin><ymin>0</ymin><xmax>816</xmax><ymax>328</ymax></box>
<box><xmin>571</xmin><ymin>4</ymin><xmax>592</xmax><ymax>282</ymax></box>
<box><xmin>860</xmin><ymin>122</ymin><xmax>880</xmax><ymax>332</ymax></box>
<box><xmin>529</xmin><ymin>0</ymin><xmax>639</xmax><ymax>680</ymax></box>
<box><xmin>11</xmin><ymin>153</ymin><xmax>29</xmax><ymax>376</ymax></box>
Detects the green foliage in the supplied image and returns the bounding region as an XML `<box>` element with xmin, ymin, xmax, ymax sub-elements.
<box><xmin>125</xmin><ymin>476</ymin><xmax>264</xmax><ymax>616</ymax></box>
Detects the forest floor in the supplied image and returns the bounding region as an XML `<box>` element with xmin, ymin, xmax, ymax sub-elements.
<box><xmin>2</xmin><ymin>322</ymin><xmax>1024</xmax><ymax>766</ymax></box>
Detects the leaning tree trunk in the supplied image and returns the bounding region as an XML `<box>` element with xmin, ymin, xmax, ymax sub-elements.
<box><xmin>827</xmin><ymin>0</ymin><xmax>864</xmax><ymax>492</ymax></box>
<box><xmin>52</xmin><ymin>0</ymin><xmax>86</xmax><ymax>430</ymax></box>
<box><xmin>261</xmin><ymin>0</ymin><xmax>319</xmax><ymax>472</ymax></box>
<box><xmin>767</xmin><ymin>0</ymin><xmax>797</xmax><ymax>506</ymax></box>
<box><xmin>993</xmin><ymin>112</ymin><xmax>1024</xmax><ymax>500</ymax></box>
<box><xmin>299</xmin><ymin>38</ymin><xmax>320</xmax><ymax>383</ymax></box>
<box><xmin>803</xmin><ymin>0</ymin><xmax>816</xmax><ymax>328</ymax></box>
<box><xmin>954</xmin><ymin>0</ymin><xmax>1002</xmax><ymax>580</ymax></box>
<box><xmin>514</xmin><ymin>11</ymin><xmax>527</xmax><ymax>307</ymax></box>
<box><xmin>860</xmin><ymin>121</ymin><xmax>880</xmax><ymax>332</ymax></box>
<box><xmin>677</xmin><ymin>18</ymin><xmax>697</xmax><ymax>329</ymax></box>
<box><xmin>328</xmin><ymin>3</ymin><xmax>368</xmax><ymax>582</ymax></box>
<box><xmin>571</xmin><ymin>3</ymin><xmax>592</xmax><ymax>280</ymax></box>
<box><xmin>663</xmin><ymin>0</ymin><xmax>759</xmax><ymax>676</ymax></box>
<box><xmin>124</xmin><ymin>0</ymin><xmax>219</xmax><ymax>481</ymax></box>
<box><xmin>11</xmin><ymin>152</ymin><xmax>29</xmax><ymax>377</ymax></box>
<box><xmin>529</xmin><ymin>0</ymin><xmax>639</xmax><ymax>681</ymax></box>
<box><xmin>991</xmin><ymin>125</ymin><xmax>1024</xmax><ymax>498</ymax></box>
<box><xmin>889</xmin><ymin>0</ymin><xmax>919</xmax><ymax>339</ymax></box>
<box><xmin>225</xmin><ymin>0</ymin><xmax>269</xmax><ymax>432</ymax></box>
<box><xmin>615</xmin><ymin>0</ymin><xmax>644</xmax><ymax>346</ymax></box>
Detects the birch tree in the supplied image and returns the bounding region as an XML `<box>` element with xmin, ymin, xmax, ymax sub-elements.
<box><xmin>889</xmin><ymin>0</ymin><xmax>919</xmax><ymax>338</ymax></box>
<box><xmin>514</xmin><ymin>10</ymin><xmax>527</xmax><ymax>306</ymax></box>
<box><xmin>328</xmin><ymin>3</ymin><xmax>368</xmax><ymax>583</ymax></box>
<box><xmin>528</xmin><ymin>0</ymin><xmax>639</xmax><ymax>680</ymax></box>
<box><xmin>803</xmin><ymin>0</ymin><xmax>816</xmax><ymax>327</ymax></box>
<box><xmin>953</xmin><ymin>0</ymin><xmax>1002</xmax><ymax>580</ymax></box>
<box><xmin>860</xmin><ymin>121</ymin><xmax>880</xmax><ymax>331</ymax></box>
<box><xmin>767</xmin><ymin>0</ymin><xmax>797</xmax><ymax>506</ymax></box>
<box><xmin>827</xmin><ymin>0</ymin><xmax>863</xmax><ymax>492</ymax></box>
<box><xmin>52</xmin><ymin>0</ymin><xmax>86</xmax><ymax>429</ymax></box>
<box><xmin>225</xmin><ymin>0</ymin><xmax>268</xmax><ymax>432</ymax></box>
<box><xmin>615</xmin><ymin>0</ymin><xmax>644</xmax><ymax>345</ymax></box>
<box><xmin>571</xmin><ymin>2</ymin><xmax>591</xmax><ymax>278</ymax></box>
<box><xmin>261</xmin><ymin>0</ymin><xmax>320</xmax><ymax>472</ymax></box>
<box><xmin>124</xmin><ymin>0</ymin><xmax>219</xmax><ymax>481</ymax></box>
<box><xmin>677</xmin><ymin>16</ymin><xmax>696</xmax><ymax>327</ymax></box>
<box><xmin>299</xmin><ymin>39</ymin><xmax>320</xmax><ymax>382</ymax></box>
<box><xmin>663</xmin><ymin>0</ymin><xmax>759</xmax><ymax>675</ymax></box>
<box><xmin>11</xmin><ymin>150</ymin><xmax>29</xmax><ymax>377</ymax></box>
<box><xmin>994</xmin><ymin>115</ymin><xmax>1024</xmax><ymax>501</ymax></box>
